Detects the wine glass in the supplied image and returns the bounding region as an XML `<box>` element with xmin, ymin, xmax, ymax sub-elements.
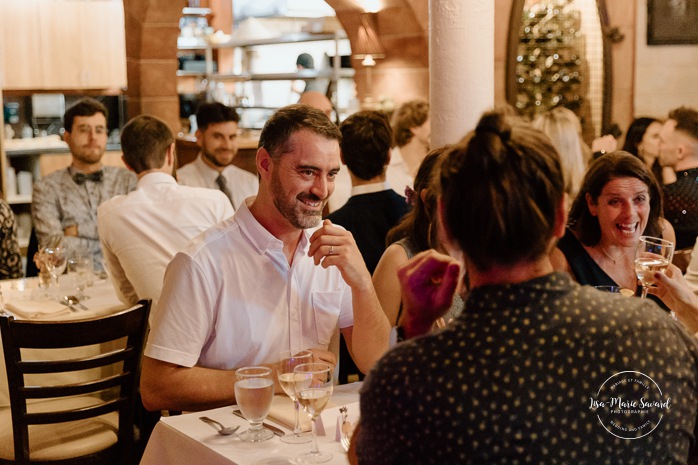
<box><xmin>294</xmin><ymin>363</ymin><xmax>334</xmax><ymax>464</ymax></box>
<box><xmin>635</xmin><ymin>235</ymin><xmax>675</xmax><ymax>299</ymax></box>
<box><xmin>234</xmin><ymin>366</ymin><xmax>275</xmax><ymax>442</ymax></box>
<box><xmin>277</xmin><ymin>349</ymin><xmax>313</xmax><ymax>444</ymax></box>
<box><xmin>67</xmin><ymin>255</ymin><xmax>93</xmax><ymax>300</ymax></box>
<box><xmin>43</xmin><ymin>245</ymin><xmax>67</xmax><ymax>298</ymax></box>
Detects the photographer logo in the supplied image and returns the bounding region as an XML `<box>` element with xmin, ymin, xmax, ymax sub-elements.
<box><xmin>588</xmin><ymin>371</ymin><xmax>670</xmax><ymax>439</ymax></box>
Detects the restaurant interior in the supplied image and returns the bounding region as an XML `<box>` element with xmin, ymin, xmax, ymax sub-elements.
<box><xmin>1</xmin><ymin>0</ymin><xmax>698</xmax><ymax>464</ymax></box>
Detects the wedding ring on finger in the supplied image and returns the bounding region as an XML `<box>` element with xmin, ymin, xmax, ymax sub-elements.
<box><xmin>329</xmin><ymin>245</ymin><xmax>335</xmax><ymax>255</ymax></box>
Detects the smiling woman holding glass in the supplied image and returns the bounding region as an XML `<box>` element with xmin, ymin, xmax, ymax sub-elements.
<box><xmin>551</xmin><ymin>151</ymin><xmax>675</xmax><ymax>303</ymax></box>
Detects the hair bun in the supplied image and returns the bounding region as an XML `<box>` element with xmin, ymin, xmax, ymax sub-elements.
<box><xmin>475</xmin><ymin>112</ymin><xmax>511</xmax><ymax>143</ymax></box>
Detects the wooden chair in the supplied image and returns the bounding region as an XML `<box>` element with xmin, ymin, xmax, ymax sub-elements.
<box><xmin>0</xmin><ymin>301</ymin><xmax>151</xmax><ymax>465</ymax></box>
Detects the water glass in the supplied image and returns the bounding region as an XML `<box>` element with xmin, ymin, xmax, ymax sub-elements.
<box><xmin>234</xmin><ymin>366</ymin><xmax>275</xmax><ymax>442</ymax></box>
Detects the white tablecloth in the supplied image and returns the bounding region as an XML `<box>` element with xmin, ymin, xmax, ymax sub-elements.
<box><xmin>140</xmin><ymin>383</ymin><xmax>362</xmax><ymax>465</ymax></box>
<box><xmin>0</xmin><ymin>276</ymin><xmax>128</xmax><ymax>407</ymax></box>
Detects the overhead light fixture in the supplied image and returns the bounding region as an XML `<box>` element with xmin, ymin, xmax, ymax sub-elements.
<box><xmin>353</xmin><ymin>13</ymin><xmax>384</xmax><ymax>107</ymax></box>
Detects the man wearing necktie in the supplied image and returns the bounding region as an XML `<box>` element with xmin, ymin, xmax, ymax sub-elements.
<box><xmin>31</xmin><ymin>98</ymin><xmax>137</xmax><ymax>271</ymax></box>
<box><xmin>177</xmin><ymin>102</ymin><xmax>259</xmax><ymax>209</ymax></box>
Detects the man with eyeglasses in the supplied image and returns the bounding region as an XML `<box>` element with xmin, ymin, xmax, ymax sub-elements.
<box><xmin>32</xmin><ymin>98</ymin><xmax>137</xmax><ymax>270</ymax></box>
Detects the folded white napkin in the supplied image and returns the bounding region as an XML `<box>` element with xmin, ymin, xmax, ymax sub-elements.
<box><xmin>266</xmin><ymin>395</ymin><xmax>316</xmax><ymax>432</ymax></box>
<box><xmin>5</xmin><ymin>300</ymin><xmax>70</xmax><ymax>319</ymax></box>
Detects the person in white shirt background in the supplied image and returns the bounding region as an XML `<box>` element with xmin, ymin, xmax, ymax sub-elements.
<box><xmin>98</xmin><ymin>115</ymin><xmax>234</xmax><ymax>315</ymax></box>
<box><xmin>388</xmin><ymin>99</ymin><xmax>430</xmax><ymax>196</ymax></box>
<box><xmin>177</xmin><ymin>102</ymin><xmax>259</xmax><ymax>209</ymax></box>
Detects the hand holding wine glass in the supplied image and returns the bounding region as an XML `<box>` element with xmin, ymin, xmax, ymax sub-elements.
<box><xmin>277</xmin><ymin>349</ymin><xmax>313</xmax><ymax>444</ymax></box>
<box><xmin>635</xmin><ymin>236</ymin><xmax>675</xmax><ymax>299</ymax></box>
<box><xmin>294</xmin><ymin>362</ymin><xmax>334</xmax><ymax>464</ymax></box>
<box><xmin>234</xmin><ymin>366</ymin><xmax>275</xmax><ymax>442</ymax></box>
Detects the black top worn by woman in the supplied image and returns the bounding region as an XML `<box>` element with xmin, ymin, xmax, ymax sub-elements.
<box><xmin>557</xmin><ymin>228</ymin><xmax>669</xmax><ymax>311</ymax></box>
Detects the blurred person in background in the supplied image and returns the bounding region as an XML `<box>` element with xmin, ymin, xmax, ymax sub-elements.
<box><xmin>32</xmin><ymin>98</ymin><xmax>137</xmax><ymax>271</ymax></box>
<box><xmin>389</xmin><ymin>99</ymin><xmax>430</xmax><ymax>196</ymax></box>
<box><xmin>372</xmin><ymin>147</ymin><xmax>464</xmax><ymax>328</ymax></box>
<box><xmin>177</xmin><ymin>102</ymin><xmax>258</xmax><ymax>210</ymax></box>
<box><xmin>0</xmin><ymin>196</ymin><xmax>22</xmax><ymax>279</ymax></box>
<box><xmin>660</xmin><ymin>106</ymin><xmax>698</xmax><ymax>250</ymax></box>
<box><xmin>99</xmin><ymin>115</ymin><xmax>233</xmax><ymax>313</ymax></box>
<box><xmin>326</xmin><ymin>110</ymin><xmax>409</xmax><ymax>384</ymax></box>
<box><xmin>532</xmin><ymin>106</ymin><xmax>587</xmax><ymax>198</ymax></box>
<box><xmin>622</xmin><ymin>117</ymin><xmax>664</xmax><ymax>184</ymax></box>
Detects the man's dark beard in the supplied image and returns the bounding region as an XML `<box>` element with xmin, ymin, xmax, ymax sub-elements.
<box><xmin>202</xmin><ymin>149</ymin><xmax>230</xmax><ymax>168</ymax></box>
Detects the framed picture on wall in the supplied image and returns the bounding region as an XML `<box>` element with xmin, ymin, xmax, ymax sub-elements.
<box><xmin>648</xmin><ymin>0</ymin><xmax>698</xmax><ymax>45</ymax></box>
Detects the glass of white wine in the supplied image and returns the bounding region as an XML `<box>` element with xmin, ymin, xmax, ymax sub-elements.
<box><xmin>234</xmin><ymin>366</ymin><xmax>275</xmax><ymax>442</ymax></box>
<box><xmin>294</xmin><ymin>362</ymin><xmax>334</xmax><ymax>464</ymax></box>
<box><xmin>635</xmin><ymin>235</ymin><xmax>675</xmax><ymax>299</ymax></box>
<box><xmin>277</xmin><ymin>349</ymin><xmax>313</xmax><ymax>444</ymax></box>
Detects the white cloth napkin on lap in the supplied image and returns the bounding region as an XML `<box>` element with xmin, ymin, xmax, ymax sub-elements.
<box><xmin>5</xmin><ymin>300</ymin><xmax>70</xmax><ymax>319</ymax></box>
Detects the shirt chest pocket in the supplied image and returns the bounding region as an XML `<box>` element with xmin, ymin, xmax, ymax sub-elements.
<box><xmin>312</xmin><ymin>291</ymin><xmax>342</xmax><ymax>346</ymax></box>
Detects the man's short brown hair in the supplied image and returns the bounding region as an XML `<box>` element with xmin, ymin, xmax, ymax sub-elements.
<box><xmin>64</xmin><ymin>98</ymin><xmax>108</xmax><ymax>133</ymax></box>
<box><xmin>120</xmin><ymin>115</ymin><xmax>174</xmax><ymax>174</ymax></box>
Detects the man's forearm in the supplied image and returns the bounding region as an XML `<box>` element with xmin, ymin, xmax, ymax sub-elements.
<box><xmin>140</xmin><ymin>357</ymin><xmax>238</xmax><ymax>412</ymax></box>
<box><xmin>350</xmin><ymin>282</ymin><xmax>390</xmax><ymax>373</ymax></box>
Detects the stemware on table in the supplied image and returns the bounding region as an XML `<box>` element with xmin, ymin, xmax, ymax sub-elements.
<box><xmin>234</xmin><ymin>366</ymin><xmax>275</xmax><ymax>442</ymax></box>
<box><xmin>41</xmin><ymin>245</ymin><xmax>67</xmax><ymax>298</ymax></box>
<box><xmin>277</xmin><ymin>349</ymin><xmax>314</xmax><ymax>444</ymax></box>
<box><xmin>294</xmin><ymin>362</ymin><xmax>334</xmax><ymax>464</ymax></box>
<box><xmin>67</xmin><ymin>255</ymin><xmax>93</xmax><ymax>300</ymax></box>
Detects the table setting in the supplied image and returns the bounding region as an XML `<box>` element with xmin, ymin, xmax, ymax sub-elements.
<box><xmin>139</xmin><ymin>380</ymin><xmax>361</xmax><ymax>465</ymax></box>
<box><xmin>0</xmin><ymin>270</ymin><xmax>128</xmax><ymax>408</ymax></box>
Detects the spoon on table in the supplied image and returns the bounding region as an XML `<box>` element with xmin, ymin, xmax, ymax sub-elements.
<box><xmin>199</xmin><ymin>416</ymin><xmax>240</xmax><ymax>436</ymax></box>
<box><xmin>63</xmin><ymin>295</ymin><xmax>88</xmax><ymax>310</ymax></box>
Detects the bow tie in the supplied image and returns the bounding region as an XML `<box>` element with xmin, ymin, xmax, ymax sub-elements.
<box><xmin>73</xmin><ymin>170</ymin><xmax>103</xmax><ymax>185</ymax></box>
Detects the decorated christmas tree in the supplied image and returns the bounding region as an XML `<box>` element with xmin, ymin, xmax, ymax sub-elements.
<box><xmin>515</xmin><ymin>0</ymin><xmax>585</xmax><ymax>121</ymax></box>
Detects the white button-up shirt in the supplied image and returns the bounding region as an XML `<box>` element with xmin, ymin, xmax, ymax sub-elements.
<box><xmin>98</xmin><ymin>172</ymin><xmax>234</xmax><ymax>312</ymax></box>
<box><xmin>144</xmin><ymin>201</ymin><xmax>354</xmax><ymax>370</ymax></box>
<box><xmin>176</xmin><ymin>154</ymin><xmax>259</xmax><ymax>210</ymax></box>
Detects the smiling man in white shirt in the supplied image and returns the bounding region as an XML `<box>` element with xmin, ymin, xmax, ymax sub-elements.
<box><xmin>98</xmin><ymin>115</ymin><xmax>233</xmax><ymax>314</ymax></box>
<box><xmin>141</xmin><ymin>104</ymin><xmax>390</xmax><ymax>413</ymax></box>
<box><xmin>177</xmin><ymin>102</ymin><xmax>258</xmax><ymax>209</ymax></box>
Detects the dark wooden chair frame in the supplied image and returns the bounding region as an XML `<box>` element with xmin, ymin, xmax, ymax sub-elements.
<box><xmin>0</xmin><ymin>300</ymin><xmax>151</xmax><ymax>465</ymax></box>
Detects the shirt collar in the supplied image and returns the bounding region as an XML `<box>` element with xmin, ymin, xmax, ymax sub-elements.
<box><xmin>465</xmin><ymin>272</ymin><xmax>575</xmax><ymax>310</ymax></box>
<box><xmin>351</xmin><ymin>181</ymin><xmax>391</xmax><ymax>196</ymax></box>
<box><xmin>137</xmin><ymin>171</ymin><xmax>177</xmax><ymax>187</ymax></box>
<box><xmin>235</xmin><ymin>201</ymin><xmax>315</xmax><ymax>256</ymax></box>
<box><xmin>194</xmin><ymin>154</ymin><xmax>223</xmax><ymax>181</ymax></box>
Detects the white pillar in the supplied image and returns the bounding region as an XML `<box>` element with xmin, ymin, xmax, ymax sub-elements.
<box><xmin>429</xmin><ymin>0</ymin><xmax>495</xmax><ymax>147</ymax></box>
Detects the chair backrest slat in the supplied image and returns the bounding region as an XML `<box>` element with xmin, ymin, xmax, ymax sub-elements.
<box><xmin>18</xmin><ymin>346</ymin><xmax>135</xmax><ymax>374</ymax></box>
<box><xmin>0</xmin><ymin>300</ymin><xmax>151</xmax><ymax>464</ymax></box>
<box><xmin>21</xmin><ymin>371</ymin><xmax>133</xmax><ymax>399</ymax></box>
<box><xmin>24</xmin><ymin>397</ymin><xmax>128</xmax><ymax>425</ymax></box>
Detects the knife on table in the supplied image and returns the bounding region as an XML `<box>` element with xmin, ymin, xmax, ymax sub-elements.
<box><xmin>232</xmin><ymin>409</ymin><xmax>286</xmax><ymax>437</ymax></box>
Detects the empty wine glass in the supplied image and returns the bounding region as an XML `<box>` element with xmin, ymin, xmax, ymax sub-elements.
<box><xmin>67</xmin><ymin>255</ymin><xmax>93</xmax><ymax>300</ymax></box>
<box><xmin>234</xmin><ymin>366</ymin><xmax>275</xmax><ymax>442</ymax></box>
<box><xmin>635</xmin><ymin>235</ymin><xmax>675</xmax><ymax>299</ymax></box>
<box><xmin>294</xmin><ymin>363</ymin><xmax>334</xmax><ymax>464</ymax></box>
<box><xmin>277</xmin><ymin>349</ymin><xmax>313</xmax><ymax>444</ymax></box>
<box><xmin>43</xmin><ymin>245</ymin><xmax>67</xmax><ymax>298</ymax></box>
